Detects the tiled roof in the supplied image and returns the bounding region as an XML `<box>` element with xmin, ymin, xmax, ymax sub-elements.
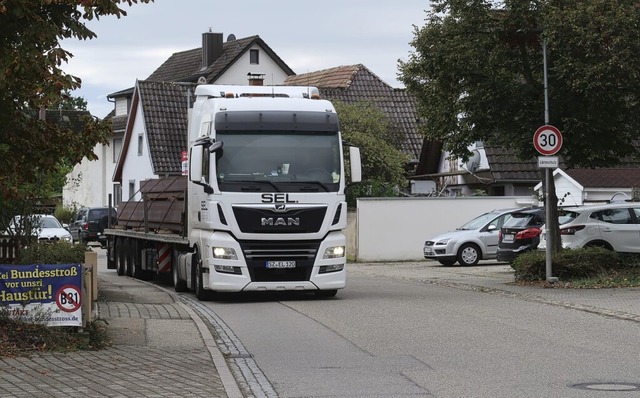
<box><xmin>565</xmin><ymin>168</ymin><xmax>640</xmax><ymax>188</ymax></box>
<box><xmin>147</xmin><ymin>35</ymin><xmax>295</xmax><ymax>83</ymax></box>
<box><xmin>285</xmin><ymin>65</ymin><xmax>424</xmax><ymax>161</ymax></box>
<box><xmin>483</xmin><ymin>146</ymin><xmax>543</xmax><ymax>182</ymax></box>
<box><xmin>137</xmin><ymin>81</ymin><xmax>197</xmax><ymax>174</ymax></box>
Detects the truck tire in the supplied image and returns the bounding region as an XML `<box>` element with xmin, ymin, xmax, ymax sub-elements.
<box><xmin>116</xmin><ymin>237</ymin><xmax>126</xmax><ymax>276</ymax></box>
<box><xmin>194</xmin><ymin>250</ymin><xmax>215</xmax><ymax>301</ymax></box>
<box><xmin>173</xmin><ymin>261</ymin><xmax>188</xmax><ymax>292</ymax></box>
<box><xmin>124</xmin><ymin>239</ymin><xmax>134</xmax><ymax>276</ymax></box>
<box><xmin>314</xmin><ymin>289</ymin><xmax>338</xmax><ymax>298</ymax></box>
<box><xmin>131</xmin><ymin>240</ymin><xmax>144</xmax><ymax>280</ymax></box>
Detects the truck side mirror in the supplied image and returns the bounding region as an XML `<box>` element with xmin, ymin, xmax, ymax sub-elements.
<box><xmin>189</xmin><ymin>145</ymin><xmax>214</xmax><ymax>194</ymax></box>
<box><xmin>349</xmin><ymin>146</ymin><xmax>362</xmax><ymax>183</ymax></box>
<box><xmin>189</xmin><ymin>145</ymin><xmax>203</xmax><ymax>183</ymax></box>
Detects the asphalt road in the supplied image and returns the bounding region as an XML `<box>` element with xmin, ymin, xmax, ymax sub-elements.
<box><xmin>193</xmin><ymin>262</ymin><xmax>640</xmax><ymax>398</ymax></box>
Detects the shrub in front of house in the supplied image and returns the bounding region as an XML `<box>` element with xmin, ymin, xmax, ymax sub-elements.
<box><xmin>16</xmin><ymin>241</ymin><xmax>88</xmax><ymax>265</ymax></box>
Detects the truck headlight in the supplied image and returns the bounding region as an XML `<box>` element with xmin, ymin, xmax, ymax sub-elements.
<box><xmin>323</xmin><ymin>246</ymin><xmax>345</xmax><ymax>259</ymax></box>
<box><xmin>212</xmin><ymin>247</ymin><xmax>237</xmax><ymax>260</ymax></box>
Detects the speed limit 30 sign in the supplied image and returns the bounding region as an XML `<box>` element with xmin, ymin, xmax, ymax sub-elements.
<box><xmin>533</xmin><ymin>125</ymin><xmax>563</xmax><ymax>155</ymax></box>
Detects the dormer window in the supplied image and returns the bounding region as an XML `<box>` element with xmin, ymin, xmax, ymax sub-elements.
<box><xmin>250</xmin><ymin>49</ymin><xmax>259</xmax><ymax>65</ymax></box>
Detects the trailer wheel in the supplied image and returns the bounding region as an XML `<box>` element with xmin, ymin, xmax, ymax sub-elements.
<box><xmin>173</xmin><ymin>261</ymin><xmax>188</xmax><ymax>292</ymax></box>
<box><xmin>116</xmin><ymin>237</ymin><xmax>126</xmax><ymax>276</ymax></box>
<box><xmin>130</xmin><ymin>240</ymin><xmax>145</xmax><ymax>280</ymax></box>
<box><xmin>194</xmin><ymin>250</ymin><xmax>215</xmax><ymax>301</ymax></box>
<box><xmin>124</xmin><ymin>239</ymin><xmax>134</xmax><ymax>276</ymax></box>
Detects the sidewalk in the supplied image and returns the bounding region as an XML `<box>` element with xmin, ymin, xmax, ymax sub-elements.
<box><xmin>0</xmin><ymin>257</ymin><xmax>242</xmax><ymax>398</ymax></box>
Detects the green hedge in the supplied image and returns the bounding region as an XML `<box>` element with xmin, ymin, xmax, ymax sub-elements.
<box><xmin>16</xmin><ymin>241</ymin><xmax>88</xmax><ymax>265</ymax></box>
<box><xmin>511</xmin><ymin>247</ymin><xmax>627</xmax><ymax>281</ymax></box>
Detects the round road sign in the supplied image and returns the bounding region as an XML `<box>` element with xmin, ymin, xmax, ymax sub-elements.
<box><xmin>533</xmin><ymin>125</ymin><xmax>563</xmax><ymax>155</ymax></box>
<box><xmin>56</xmin><ymin>285</ymin><xmax>82</xmax><ymax>313</ymax></box>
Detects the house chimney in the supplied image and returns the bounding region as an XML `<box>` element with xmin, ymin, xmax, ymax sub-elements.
<box><xmin>202</xmin><ymin>31</ymin><xmax>223</xmax><ymax>69</ymax></box>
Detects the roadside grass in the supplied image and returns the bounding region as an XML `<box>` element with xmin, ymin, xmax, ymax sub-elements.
<box><xmin>511</xmin><ymin>247</ymin><xmax>640</xmax><ymax>288</ymax></box>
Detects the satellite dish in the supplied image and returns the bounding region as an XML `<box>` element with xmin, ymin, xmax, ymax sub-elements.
<box><xmin>197</xmin><ymin>76</ymin><xmax>207</xmax><ymax>84</ymax></box>
<box><xmin>465</xmin><ymin>149</ymin><xmax>481</xmax><ymax>172</ymax></box>
<box><xmin>227</xmin><ymin>34</ymin><xmax>236</xmax><ymax>42</ymax></box>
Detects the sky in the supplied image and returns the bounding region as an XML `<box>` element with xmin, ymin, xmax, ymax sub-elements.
<box><xmin>61</xmin><ymin>0</ymin><xmax>431</xmax><ymax>118</ymax></box>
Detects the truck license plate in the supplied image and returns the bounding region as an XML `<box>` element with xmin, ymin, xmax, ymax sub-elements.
<box><xmin>503</xmin><ymin>234</ymin><xmax>514</xmax><ymax>242</ymax></box>
<box><xmin>266</xmin><ymin>261</ymin><xmax>296</xmax><ymax>269</ymax></box>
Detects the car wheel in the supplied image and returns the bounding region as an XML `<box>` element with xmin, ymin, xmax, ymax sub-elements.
<box><xmin>438</xmin><ymin>260</ymin><xmax>456</xmax><ymax>266</ymax></box>
<box><xmin>457</xmin><ymin>243</ymin><xmax>480</xmax><ymax>266</ymax></box>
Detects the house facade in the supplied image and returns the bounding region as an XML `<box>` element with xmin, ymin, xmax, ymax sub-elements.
<box><xmin>63</xmin><ymin>31</ymin><xmax>296</xmax><ymax>207</ymax></box>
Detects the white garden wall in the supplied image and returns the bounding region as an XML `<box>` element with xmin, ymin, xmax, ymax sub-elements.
<box><xmin>351</xmin><ymin>196</ymin><xmax>539</xmax><ymax>262</ymax></box>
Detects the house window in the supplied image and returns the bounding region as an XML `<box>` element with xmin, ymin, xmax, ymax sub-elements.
<box><xmin>113</xmin><ymin>137</ymin><xmax>123</xmax><ymax>163</ymax></box>
<box><xmin>137</xmin><ymin>134</ymin><xmax>143</xmax><ymax>156</ymax></box>
<box><xmin>250</xmin><ymin>49</ymin><xmax>259</xmax><ymax>65</ymax></box>
<box><xmin>129</xmin><ymin>180</ymin><xmax>136</xmax><ymax>199</ymax></box>
<box><xmin>113</xmin><ymin>184</ymin><xmax>122</xmax><ymax>206</ymax></box>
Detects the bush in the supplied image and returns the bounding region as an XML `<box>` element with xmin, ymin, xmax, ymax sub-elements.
<box><xmin>16</xmin><ymin>241</ymin><xmax>88</xmax><ymax>265</ymax></box>
<box><xmin>511</xmin><ymin>247</ymin><xmax>620</xmax><ymax>282</ymax></box>
<box><xmin>54</xmin><ymin>204</ymin><xmax>77</xmax><ymax>225</ymax></box>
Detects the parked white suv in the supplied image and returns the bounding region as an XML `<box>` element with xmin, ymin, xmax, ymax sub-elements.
<box><xmin>538</xmin><ymin>203</ymin><xmax>640</xmax><ymax>253</ymax></box>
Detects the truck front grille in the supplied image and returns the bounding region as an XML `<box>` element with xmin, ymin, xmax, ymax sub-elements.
<box><xmin>239</xmin><ymin>240</ymin><xmax>320</xmax><ymax>282</ymax></box>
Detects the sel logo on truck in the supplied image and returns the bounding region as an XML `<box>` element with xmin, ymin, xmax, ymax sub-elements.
<box><xmin>261</xmin><ymin>193</ymin><xmax>297</xmax><ymax>203</ymax></box>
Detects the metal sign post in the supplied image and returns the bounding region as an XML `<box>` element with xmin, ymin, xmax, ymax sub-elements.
<box><xmin>533</xmin><ymin>124</ymin><xmax>562</xmax><ymax>282</ymax></box>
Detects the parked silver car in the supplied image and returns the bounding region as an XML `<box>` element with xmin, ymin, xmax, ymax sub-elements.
<box><xmin>423</xmin><ymin>208</ymin><xmax>519</xmax><ymax>266</ymax></box>
<box><xmin>538</xmin><ymin>203</ymin><xmax>640</xmax><ymax>253</ymax></box>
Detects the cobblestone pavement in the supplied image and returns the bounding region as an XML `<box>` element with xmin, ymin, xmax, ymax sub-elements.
<box><xmin>0</xmin><ymin>271</ymin><xmax>233</xmax><ymax>398</ymax></box>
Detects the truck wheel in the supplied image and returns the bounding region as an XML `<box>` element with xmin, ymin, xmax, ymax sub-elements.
<box><xmin>116</xmin><ymin>238</ymin><xmax>126</xmax><ymax>276</ymax></box>
<box><xmin>107</xmin><ymin>243</ymin><xmax>116</xmax><ymax>269</ymax></box>
<box><xmin>124</xmin><ymin>239</ymin><xmax>134</xmax><ymax>276</ymax></box>
<box><xmin>131</xmin><ymin>240</ymin><xmax>143</xmax><ymax>279</ymax></box>
<box><xmin>173</xmin><ymin>262</ymin><xmax>188</xmax><ymax>292</ymax></box>
<box><xmin>314</xmin><ymin>289</ymin><xmax>338</xmax><ymax>298</ymax></box>
<box><xmin>457</xmin><ymin>243</ymin><xmax>480</xmax><ymax>266</ymax></box>
<box><xmin>194</xmin><ymin>251</ymin><xmax>215</xmax><ymax>301</ymax></box>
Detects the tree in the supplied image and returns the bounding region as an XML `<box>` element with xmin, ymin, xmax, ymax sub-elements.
<box><xmin>334</xmin><ymin>101</ymin><xmax>410</xmax><ymax>207</ymax></box>
<box><xmin>0</xmin><ymin>0</ymin><xmax>152</xmax><ymax>201</ymax></box>
<box><xmin>52</xmin><ymin>91</ymin><xmax>89</xmax><ymax>111</ymax></box>
<box><xmin>399</xmin><ymin>0</ymin><xmax>640</xmax><ymax>255</ymax></box>
<box><xmin>0</xmin><ymin>0</ymin><xmax>151</xmax><ymax>259</ymax></box>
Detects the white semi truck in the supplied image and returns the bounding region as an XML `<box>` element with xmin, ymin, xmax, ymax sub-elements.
<box><xmin>106</xmin><ymin>84</ymin><xmax>361</xmax><ymax>300</ymax></box>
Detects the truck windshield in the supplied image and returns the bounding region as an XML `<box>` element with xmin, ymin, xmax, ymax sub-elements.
<box><xmin>215</xmin><ymin>131</ymin><xmax>342</xmax><ymax>193</ymax></box>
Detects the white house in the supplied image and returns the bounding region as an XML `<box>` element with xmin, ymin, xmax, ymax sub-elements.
<box><xmin>534</xmin><ymin>168</ymin><xmax>640</xmax><ymax>206</ymax></box>
<box><xmin>63</xmin><ymin>31</ymin><xmax>296</xmax><ymax>207</ymax></box>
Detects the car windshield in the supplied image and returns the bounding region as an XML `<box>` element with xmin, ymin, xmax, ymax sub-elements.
<box><xmin>503</xmin><ymin>212</ymin><xmax>543</xmax><ymax>228</ymax></box>
<box><xmin>458</xmin><ymin>212</ymin><xmax>504</xmax><ymax>230</ymax></box>
<box><xmin>38</xmin><ymin>217</ymin><xmax>62</xmax><ymax>229</ymax></box>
